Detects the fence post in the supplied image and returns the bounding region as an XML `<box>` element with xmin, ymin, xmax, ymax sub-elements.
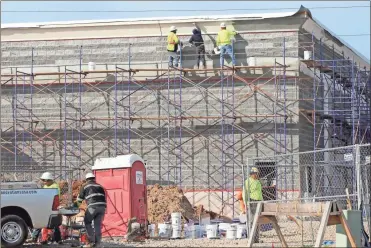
<box><xmin>355</xmin><ymin>144</ymin><xmax>361</xmax><ymax>210</ymax></box>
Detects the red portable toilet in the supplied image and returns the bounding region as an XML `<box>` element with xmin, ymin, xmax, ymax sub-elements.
<box><xmin>92</xmin><ymin>154</ymin><xmax>147</xmax><ymax>237</ymax></box>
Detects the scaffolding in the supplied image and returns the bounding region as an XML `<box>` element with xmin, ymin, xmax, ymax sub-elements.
<box><xmin>1</xmin><ymin>33</ymin><xmax>370</xmax><ymax>216</ymax></box>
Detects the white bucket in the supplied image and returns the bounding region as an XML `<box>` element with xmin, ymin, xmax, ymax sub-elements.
<box><xmin>88</xmin><ymin>62</ymin><xmax>96</xmax><ymax>71</ymax></box>
<box><xmin>148</xmin><ymin>224</ymin><xmax>156</xmax><ymax>238</ymax></box>
<box><xmin>187</xmin><ymin>224</ymin><xmax>202</xmax><ymax>239</ymax></box>
<box><xmin>248</xmin><ymin>57</ymin><xmax>256</xmax><ymax>66</ymax></box>
<box><xmin>158</xmin><ymin>223</ymin><xmax>172</xmax><ymax>238</ymax></box>
<box><xmin>206</xmin><ymin>224</ymin><xmax>219</xmax><ymax>239</ymax></box>
<box><xmin>171</xmin><ymin>212</ymin><xmax>182</xmax><ymax>226</ymax></box>
<box><xmin>304</xmin><ymin>51</ymin><xmax>313</xmax><ymax>60</ymax></box>
<box><xmin>236</xmin><ymin>224</ymin><xmax>247</xmax><ymax>239</ymax></box>
<box><xmin>219</xmin><ymin>223</ymin><xmax>230</xmax><ymax>231</ymax></box>
<box><xmin>171</xmin><ymin>225</ymin><xmax>182</xmax><ymax>239</ymax></box>
<box><xmin>218</xmin><ymin>223</ymin><xmax>230</xmax><ymax>236</ymax></box>
<box><xmin>226</xmin><ymin>224</ymin><xmax>237</xmax><ymax>240</ymax></box>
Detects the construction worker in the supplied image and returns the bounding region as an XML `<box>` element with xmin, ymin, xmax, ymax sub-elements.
<box><xmin>189</xmin><ymin>23</ymin><xmax>206</xmax><ymax>69</ymax></box>
<box><xmin>243</xmin><ymin>167</ymin><xmax>263</xmax><ymax>243</ymax></box>
<box><xmin>31</xmin><ymin>172</ymin><xmax>62</xmax><ymax>244</ymax></box>
<box><xmin>216</xmin><ymin>22</ymin><xmax>238</xmax><ymax>67</ymax></box>
<box><xmin>74</xmin><ymin>173</ymin><xmax>106</xmax><ymax>248</ymax></box>
<box><xmin>167</xmin><ymin>26</ymin><xmax>181</xmax><ymax>68</ymax></box>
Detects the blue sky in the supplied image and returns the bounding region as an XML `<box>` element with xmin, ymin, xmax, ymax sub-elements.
<box><xmin>1</xmin><ymin>1</ymin><xmax>370</xmax><ymax>61</ymax></box>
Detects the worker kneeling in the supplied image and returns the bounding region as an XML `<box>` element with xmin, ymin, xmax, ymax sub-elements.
<box><xmin>242</xmin><ymin>167</ymin><xmax>263</xmax><ymax>243</ymax></box>
<box><xmin>74</xmin><ymin>173</ymin><xmax>106</xmax><ymax>248</ymax></box>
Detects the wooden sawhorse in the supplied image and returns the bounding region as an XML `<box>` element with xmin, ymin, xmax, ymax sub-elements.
<box><xmin>247</xmin><ymin>201</ymin><xmax>357</xmax><ymax>247</ymax></box>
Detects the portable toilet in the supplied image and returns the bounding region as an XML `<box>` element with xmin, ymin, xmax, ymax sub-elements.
<box><xmin>92</xmin><ymin>154</ymin><xmax>147</xmax><ymax>237</ymax></box>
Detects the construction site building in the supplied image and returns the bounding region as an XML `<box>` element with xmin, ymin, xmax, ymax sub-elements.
<box><xmin>1</xmin><ymin>6</ymin><xmax>370</xmax><ymax>216</ymax></box>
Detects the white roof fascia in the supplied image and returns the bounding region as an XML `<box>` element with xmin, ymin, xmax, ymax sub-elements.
<box><xmin>1</xmin><ymin>11</ymin><xmax>296</xmax><ymax>29</ymax></box>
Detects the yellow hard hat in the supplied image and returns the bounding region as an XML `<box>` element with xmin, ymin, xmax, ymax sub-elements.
<box><xmin>250</xmin><ymin>167</ymin><xmax>259</xmax><ymax>174</ymax></box>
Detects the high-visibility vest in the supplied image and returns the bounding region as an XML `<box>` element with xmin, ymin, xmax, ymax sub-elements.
<box><xmin>44</xmin><ymin>182</ymin><xmax>61</xmax><ymax>198</ymax></box>
<box><xmin>242</xmin><ymin>177</ymin><xmax>263</xmax><ymax>203</ymax></box>
<box><xmin>216</xmin><ymin>29</ymin><xmax>237</xmax><ymax>46</ymax></box>
<box><xmin>167</xmin><ymin>32</ymin><xmax>179</xmax><ymax>52</ymax></box>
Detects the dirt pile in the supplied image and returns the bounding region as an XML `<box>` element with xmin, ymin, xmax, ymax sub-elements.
<box><xmin>59</xmin><ymin>181</ymin><xmax>228</xmax><ymax>223</ymax></box>
<box><xmin>58</xmin><ymin>180</ymin><xmax>85</xmax><ymax>207</ymax></box>
<box><xmin>147</xmin><ymin>184</ymin><xmax>197</xmax><ymax>224</ymax></box>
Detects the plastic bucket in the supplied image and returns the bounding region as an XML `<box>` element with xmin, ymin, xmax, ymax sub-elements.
<box><xmin>171</xmin><ymin>225</ymin><xmax>182</xmax><ymax>239</ymax></box>
<box><xmin>148</xmin><ymin>224</ymin><xmax>156</xmax><ymax>238</ymax></box>
<box><xmin>226</xmin><ymin>224</ymin><xmax>237</xmax><ymax>240</ymax></box>
<box><xmin>88</xmin><ymin>62</ymin><xmax>96</xmax><ymax>71</ymax></box>
<box><xmin>206</xmin><ymin>224</ymin><xmax>219</xmax><ymax>239</ymax></box>
<box><xmin>171</xmin><ymin>212</ymin><xmax>182</xmax><ymax>226</ymax></box>
<box><xmin>158</xmin><ymin>223</ymin><xmax>172</xmax><ymax>238</ymax></box>
<box><xmin>236</xmin><ymin>224</ymin><xmax>247</xmax><ymax>239</ymax></box>
<box><xmin>304</xmin><ymin>51</ymin><xmax>313</xmax><ymax>60</ymax></box>
<box><xmin>218</xmin><ymin>223</ymin><xmax>230</xmax><ymax>237</ymax></box>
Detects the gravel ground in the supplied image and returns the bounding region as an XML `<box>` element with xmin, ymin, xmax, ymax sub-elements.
<box><xmin>23</xmin><ymin>220</ymin><xmax>343</xmax><ymax>247</ymax></box>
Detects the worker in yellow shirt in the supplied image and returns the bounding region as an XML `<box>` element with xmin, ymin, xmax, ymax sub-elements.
<box><xmin>216</xmin><ymin>23</ymin><xmax>238</xmax><ymax>67</ymax></box>
<box><xmin>167</xmin><ymin>26</ymin><xmax>181</xmax><ymax>68</ymax></box>
<box><xmin>31</xmin><ymin>172</ymin><xmax>62</xmax><ymax>244</ymax></box>
<box><xmin>243</xmin><ymin>167</ymin><xmax>263</xmax><ymax>243</ymax></box>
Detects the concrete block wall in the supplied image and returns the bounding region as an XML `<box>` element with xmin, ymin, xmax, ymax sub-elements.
<box><xmin>1</xmin><ymin>30</ymin><xmax>302</xmax><ymax>189</ymax></box>
<box><xmin>1</xmin><ymin>77</ymin><xmax>300</xmax><ymax>187</ymax></box>
<box><xmin>1</xmin><ymin>32</ymin><xmax>298</xmax><ymax>68</ymax></box>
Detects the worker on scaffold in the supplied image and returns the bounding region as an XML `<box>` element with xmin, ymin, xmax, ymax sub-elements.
<box><xmin>216</xmin><ymin>22</ymin><xmax>238</xmax><ymax>68</ymax></box>
<box><xmin>167</xmin><ymin>26</ymin><xmax>183</xmax><ymax>68</ymax></box>
<box><xmin>189</xmin><ymin>22</ymin><xmax>206</xmax><ymax>69</ymax></box>
<box><xmin>243</xmin><ymin>167</ymin><xmax>263</xmax><ymax>243</ymax></box>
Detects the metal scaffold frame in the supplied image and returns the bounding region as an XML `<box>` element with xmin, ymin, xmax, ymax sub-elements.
<box><xmin>4</xmin><ymin>33</ymin><xmax>368</xmax><ymax>215</ymax></box>
<box><xmin>301</xmin><ymin>33</ymin><xmax>371</xmax><ymax>149</ymax></box>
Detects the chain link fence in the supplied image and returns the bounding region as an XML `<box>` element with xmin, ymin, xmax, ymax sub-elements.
<box><xmin>244</xmin><ymin>144</ymin><xmax>371</xmax><ymax>247</ymax></box>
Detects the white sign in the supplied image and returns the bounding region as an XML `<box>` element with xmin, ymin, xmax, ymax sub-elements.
<box><xmin>366</xmin><ymin>156</ymin><xmax>370</xmax><ymax>164</ymax></box>
<box><xmin>344</xmin><ymin>153</ymin><xmax>353</xmax><ymax>161</ymax></box>
<box><xmin>136</xmin><ymin>171</ymin><xmax>143</xmax><ymax>185</ymax></box>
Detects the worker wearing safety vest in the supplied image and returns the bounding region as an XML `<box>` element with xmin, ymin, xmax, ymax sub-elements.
<box><xmin>74</xmin><ymin>173</ymin><xmax>106</xmax><ymax>248</ymax></box>
<box><xmin>31</xmin><ymin>172</ymin><xmax>62</xmax><ymax>244</ymax></box>
<box><xmin>216</xmin><ymin>22</ymin><xmax>238</xmax><ymax>67</ymax></box>
<box><xmin>243</xmin><ymin>167</ymin><xmax>263</xmax><ymax>243</ymax></box>
<box><xmin>167</xmin><ymin>25</ymin><xmax>181</xmax><ymax>68</ymax></box>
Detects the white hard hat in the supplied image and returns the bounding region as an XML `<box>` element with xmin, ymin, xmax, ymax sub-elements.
<box><xmin>170</xmin><ymin>26</ymin><xmax>177</xmax><ymax>32</ymax></box>
<box><xmin>40</xmin><ymin>172</ymin><xmax>54</xmax><ymax>180</ymax></box>
<box><xmin>85</xmin><ymin>172</ymin><xmax>95</xmax><ymax>180</ymax></box>
<box><xmin>250</xmin><ymin>167</ymin><xmax>259</xmax><ymax>174</ymax></box>
<box><xmin>220</xmin><ymin>22</ymin><xmax>226</xmax><ymax>28</ymax></box>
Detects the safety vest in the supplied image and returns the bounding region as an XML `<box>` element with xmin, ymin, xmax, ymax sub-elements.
<box><xmin>216</xmin><ymin>29</ymin><xmax>237</xmax><ymax>46</ymax></box>
<box><xmin>167</xmin><ymin>32</ymin><xmax>179</xmax><ymax>52</ymax></box>
<box><xmin>44</xmin><ymin>182</ymin><xmax>61</xmax><ymax>198</ymax></box>
<box><xmin>242</xmin><ymin>177</ymin><xmax>263</xmax><ymax>203</ymax></box>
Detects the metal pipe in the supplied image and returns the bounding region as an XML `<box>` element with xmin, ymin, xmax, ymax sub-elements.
<box><xmin>128</xmin><ymin>44</ymin><xmax>132</xmax><ymax>153</ymax></box>
<box><xmin>114</xmin><ymin>65</ymin><xmax>118</xmax><ymax>156</ymax></box>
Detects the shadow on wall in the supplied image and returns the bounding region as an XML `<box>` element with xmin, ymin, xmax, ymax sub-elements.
<box><xmin>175</xmin><ymin>23</ymin><xmax>278</xmax><ymax>78</ymax></box>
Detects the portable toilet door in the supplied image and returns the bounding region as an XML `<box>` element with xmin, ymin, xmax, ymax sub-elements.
<box><xmin>92</xmin><ymin>154</ymin><xmax>147</xmax><ymax>237</ymax></box>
